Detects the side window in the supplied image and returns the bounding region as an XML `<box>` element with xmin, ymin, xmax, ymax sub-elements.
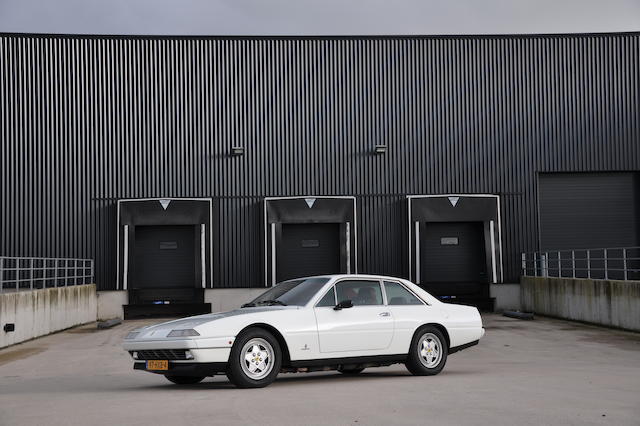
<box><xmin>335</xmin><ymin>280</ymin><xmax>383</xmax><ymax>306</ymax></box>
<box><xmin>316</xmin><ymin>287</ymin><xmax>336</xmax><ymax>307</ymax></box>
<box><xmin>384</xmin><ymin>281</ymin><xmax>424</xmax><ymax>305</ymax></box>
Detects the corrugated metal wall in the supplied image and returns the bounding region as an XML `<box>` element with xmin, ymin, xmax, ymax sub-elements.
<box><xmin>1</xmin><ymin>33</ymin><xmax>639</xmax><ymax>289</ymax></box>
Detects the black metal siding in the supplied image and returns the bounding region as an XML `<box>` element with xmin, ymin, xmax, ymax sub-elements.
<box><xmin>1</xmin><ymin>33</ymin><xmax>639</xmax><ymax>289</ymax></box>
<box><xmin>538</xmin><ymin>172</ymin><xmax>639</xmax><ymax>250</ymax></box>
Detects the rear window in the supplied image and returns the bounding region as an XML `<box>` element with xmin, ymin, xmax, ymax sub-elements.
<box><xmin>384</xmin><ymin>281</ymin><xmax>424</xmax><ymax>305</ymax></box>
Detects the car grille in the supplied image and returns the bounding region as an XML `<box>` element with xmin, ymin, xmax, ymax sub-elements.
<box><xmin>133</xmin><ymin>349</ymin><xmax>188</xmax><ymax>360</ymax></box>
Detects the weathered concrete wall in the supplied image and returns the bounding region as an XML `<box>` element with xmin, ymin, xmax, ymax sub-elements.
<box><xmin>205</xmin><ymin>289</ymin><xmax>266</xmax><ymax>313</ymax></box>
<box><xmin>490</xmin><ymin>283</ymin><xmax>521</xmax><ymax>311</ymax></box>
<box><xmin>521</xmin><ymin>277</ymin><xmax>640</xmax><ymax>332</ymax></box>
<box><xmin>97</xmin><ymin>291</ymin><xmax>128</xmax><ymax>320</ymax></box>
<box><xmin>0</xmin><ymin>285</ymin><xmax>97</xmax><ymax>348</ymax></box>
<box><xmin>94</xmin><ymin>289</ymin><xmax>262</xmax><ymax>319</ymax></box>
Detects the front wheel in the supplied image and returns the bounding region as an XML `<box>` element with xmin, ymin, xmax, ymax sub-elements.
<box><xmin>226</xmin><ymin>328</ymin><xmax>282</xmax><ymax>388</ymax></box>
<box><xmin>164</xmin><ymin>375</ymin><xmax>205</xmax><ymax>385</ymax></box>
<box><xmin>405</xmin><ymin>326</ymin><xmax>448</xmax><ymax>376</ymax></box>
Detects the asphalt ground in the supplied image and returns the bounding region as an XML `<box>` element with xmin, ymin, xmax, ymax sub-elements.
<box><xmin>0</xmin><ymin>314</ymin><xmax>639</xmax><ymax>426</ymax></box>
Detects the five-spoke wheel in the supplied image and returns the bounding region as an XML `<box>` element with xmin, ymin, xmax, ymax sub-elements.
<box><xmin>240</xmin><ymin>338</ymin><xmax>275</xmax><ymax>381</ymax></box>
<box><xmin>226</xmin><ymin>328</ymin><xmax>282</xmax><ymax>388</ymax></box>
<box><xmin>405</xmin><ymin>326</ymin><xmax>448</xmax><ymax>375</ymax></box>
<box><xmin>418</xmin><ymin>332</ymin><xmax>443</xmax><ymax>368</ymax></box>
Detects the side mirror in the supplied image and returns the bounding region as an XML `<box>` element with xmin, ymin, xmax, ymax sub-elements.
<box><xmin>334</xmin><ymin>300</ymin><xmax>353</xmax><ymax>310</ymax></box>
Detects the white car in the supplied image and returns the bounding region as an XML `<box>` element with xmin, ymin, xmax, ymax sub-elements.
<box><xmin>123</xmin><ymin>275</ymin><xmax>485</xmax><ymax>388</ymax></box>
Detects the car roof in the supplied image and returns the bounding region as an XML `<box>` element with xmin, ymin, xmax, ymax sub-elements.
<box><xmin>297</xmin><ymin>274</ymin><xmax>410</xmax><ymax>282</ymax></box>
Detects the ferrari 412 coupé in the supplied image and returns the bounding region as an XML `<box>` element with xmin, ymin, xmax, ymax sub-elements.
<box><xmin>123</xmin><ymin>275</ymin><xmax>484</xmax><ymax>388</ymax></box>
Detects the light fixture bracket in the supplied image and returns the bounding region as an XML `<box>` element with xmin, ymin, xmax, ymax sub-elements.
<box><xmin>374</xmin><ymin>144</ymin><xmax>387</xmax><ymax>154</ymax></box>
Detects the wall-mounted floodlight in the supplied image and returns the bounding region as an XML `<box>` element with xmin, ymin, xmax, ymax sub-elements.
<box><xmin>231</xmin><ymin>146</ymin><xmax>245</xmax><ymax>156</ymax></box>
<box><xmin>374</xmin><ymin>144</ymin><xmax>387</xmax><ymax>154</ymax></box>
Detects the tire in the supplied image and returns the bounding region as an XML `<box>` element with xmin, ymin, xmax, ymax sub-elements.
<box><xmin>338</xmin><ymin>367</ymin><xmax>365</xmax><ymax>375</ymax></box>
<box><xmin>226</xmin><ymin>328</ymin><xmax>282</xmax><ymax>388</ymax></box>
<box><xmin>164</xmin><ymin>375</ymin><xmax>206</xmax><ymax>385</ymax></box>
<box><xmin>405</xmin><ymin>326</ymin><xmax>448</xmax><ymax>376</ymax></box>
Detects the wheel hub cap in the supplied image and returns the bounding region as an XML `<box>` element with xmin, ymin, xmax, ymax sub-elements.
<box><xmin>240</xmin><ymin>338</ymin><xmax>274</xmax><ymax>380</ymax></box>
<box><xmin>418</xmin><ymin>333</ymin><xmax>442</xmax><ymax>368</ymax></box>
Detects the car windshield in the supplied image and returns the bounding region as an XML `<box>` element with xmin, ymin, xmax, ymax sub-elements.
<box><xmin>244</xmin><ymin>277</ymin><xmax>330</xmax><ymax>307</ymax></box>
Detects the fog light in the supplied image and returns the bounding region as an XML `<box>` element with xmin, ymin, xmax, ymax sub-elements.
<box><xmin>131</xmin><ymin>351</ymin><xmax>139</xmax><ymax>360</ymax></box>
<box><xmin>185</xmin><ymin>350</ymin><xmax>194</xmax><ymax>360</ymax></box>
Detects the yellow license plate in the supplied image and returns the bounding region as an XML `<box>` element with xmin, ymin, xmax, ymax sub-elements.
<box><xmin>146</xmin><ymin>360</ymin><xmax>169</xmax><ymax>371</ymax></box>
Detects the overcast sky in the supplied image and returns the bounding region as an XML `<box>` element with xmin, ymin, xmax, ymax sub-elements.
<box><xmin>0</xmin><ymin>0</ymin><xmax>639</xmax><ymax>36</ymax></box>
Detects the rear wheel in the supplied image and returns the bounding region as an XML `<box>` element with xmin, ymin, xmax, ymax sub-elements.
<box><xmin>164</xmin><ymin>375</ymin><xmax>205</xmax><ymax>385</ymax></box>
<box><xmin>338</xmin><ymin>367</ymin><xmax>365</xmax><ymax>375</ymax></box>
<box><xmin>405</xmin><ymin>326</ymin><xmax>448</xmax><ymax>376</ymax></box>
<box><xmin>226</xmin><ymin>328</ymin><xmax>282</xmax><ymax>388</ymax></box>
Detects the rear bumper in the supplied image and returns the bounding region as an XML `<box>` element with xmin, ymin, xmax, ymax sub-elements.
<box><xmin>134</xmin><ymin>361</ymin><xmax>227</xmax><ymax>377</ymax></box>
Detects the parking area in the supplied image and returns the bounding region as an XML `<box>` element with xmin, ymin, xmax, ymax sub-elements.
<box><xmin>0</xmin><ymin>314</ymin><xmax>639</xmax><ymax>426</ymax></box>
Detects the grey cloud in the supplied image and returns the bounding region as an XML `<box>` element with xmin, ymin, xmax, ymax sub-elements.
<box><xmin>0</xmin><ymin>0</ymin><xmax>639</xmax><ymax>35</ymax></box>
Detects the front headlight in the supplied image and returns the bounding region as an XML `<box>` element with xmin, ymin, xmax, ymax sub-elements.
<box><xmin>167</xmin><ymin>329</ymin><xmax>200</xmax><ymax>337</ymax></box>
<box><xmin>125</xmin><ymin>331</ymin><xmax>140</xmax><ymax>340</ymax></box>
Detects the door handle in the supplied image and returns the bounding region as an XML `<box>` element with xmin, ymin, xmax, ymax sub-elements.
<box><xmin>379</xmin><ymin>312</ymin><xmax>391</xmax><ymax>317</ymax></box>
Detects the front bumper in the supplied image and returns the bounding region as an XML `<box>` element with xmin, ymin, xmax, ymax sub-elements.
<box><xmin>124</xmin><ymin>336</ymin><xmax>234</xmax><ymax>363</ymax></box>
<box><xmin>134</xmin><ymin>361</ymin><xmax>227</xmax><ymax>377</ymax></box>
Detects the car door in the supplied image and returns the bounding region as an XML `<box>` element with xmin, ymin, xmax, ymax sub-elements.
<box><xmin>313</xmin><ymin>279</ymin><xmax>394</xmax><ymax>354</ymax></box>
<box><xmin>382</xmin><ymin>280</ymin><xmax>433</xmax><ymax>351</ymax></box>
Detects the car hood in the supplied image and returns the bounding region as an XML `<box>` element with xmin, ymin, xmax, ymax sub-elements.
<box><xmin>132</xmin><ymin>306</ymin><xmax>295</xmax><ymax>337</ymax></box>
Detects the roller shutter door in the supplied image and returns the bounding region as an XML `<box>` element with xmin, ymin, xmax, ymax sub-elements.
<box><xmin>277</xmin><ymin>223</ymin><xmax>341</xmax><ymax>282</ymax></box>
<box><xmin>538</xmin><ymin>173</ymin><xmax>639</xmax><ymax>250</ymax></box>
<box><xmin>133</xmin><ymin>225</ymin><xmax>197</xmax><ymax>289</ymax></box>
<box><xmin>421</xmin><ymin>222</ymin><xmax>488</xmax><ymax>296</ymax></box>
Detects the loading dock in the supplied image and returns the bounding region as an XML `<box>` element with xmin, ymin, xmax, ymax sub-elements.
<box><xmin>264</xmin><ymin>197</ymin><xmax>357</xmax><ymax>286</ymax></box>
<box><xmin>117</xmin><ymin>198</ymin><xmax>216</xmax><ymax>318</ymax></box>
<box><xmin>133</xmin><ymin>225</ymin><xmax>197</xmax><ymax>289</ymax></box>
<box><xmin>408</xmin><ymin>195</ymin><xmax>503</xmax><ymax>309</ymax></box>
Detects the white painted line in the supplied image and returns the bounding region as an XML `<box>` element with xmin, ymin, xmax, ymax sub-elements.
<box><xmin>346</xmin><ymin>221</ymin><xmax>351</xmax><ymax>274</ymax></box>
<box><xmin>201</xmin><ymin>224</ymin><xmax>206</xmax><ymax>288</ymax></box>
<box><xmin>408</xmin><ymin>197</ymin><xmax>412</xmax><ymax>282</ymax></box>
<box><xmin>271</xmin><ymin>223</ymin><xmax>276</xmax><ymax>287</ymax></box>
<box><xmin>415</xmin><ymin>221</ymin><xmax>420</xmax><ymax>285</ymax></box>
<box><xmin>123</xmin><ymin>225</ymin><xmax>129</xmax><ymax>290</ymax></box>
<box><xmin>490</xmin><ymin>220</ymin><xmax>497</xmax><ymax>284</ymax></box>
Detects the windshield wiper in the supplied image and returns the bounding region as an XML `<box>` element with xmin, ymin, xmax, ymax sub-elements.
<box><xmin>258</xmin><ymin>300</ymin><xmax>287</xmax><ymax>306</ymax></box>
<box><xmin>241</xmin><ymin>300</ymin><xmax>287</xmax><ymax>308</ymax></box>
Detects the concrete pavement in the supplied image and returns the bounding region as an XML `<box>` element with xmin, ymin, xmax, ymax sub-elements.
<box><xmin>0</xmin><ymin>314</ymin><xmax>639</xmax><ymax>426</ymax></box>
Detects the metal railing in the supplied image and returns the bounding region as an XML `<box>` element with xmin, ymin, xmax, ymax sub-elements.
<box><xmin>0</xmin><ymin>256</ymin><xmax>94</xmax><ymax>293</ymax></box>
<box><xmin>522</xmin><ymin>247</ymin><xmax>640</xmax><ymax>281</ymax></box>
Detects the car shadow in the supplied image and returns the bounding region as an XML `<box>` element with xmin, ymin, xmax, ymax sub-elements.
<box><xmin>128</xmin><ymin>370</ymin><xmax>423</xmax><ymax>391</ymax></box>
<box><xmin>122</xmin><ymin>368</ymin><xmax>481</xmax><ymax>391</ymax></box>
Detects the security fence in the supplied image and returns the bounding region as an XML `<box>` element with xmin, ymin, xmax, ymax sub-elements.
<box><xmin>522</xmin><ymin>247</ymin><xmax>640</xmax><ymax>281</ymax></box>
<box><xmin>0</xmin><ymin>256</ymin><xmax>94</xmax><ymax>292</ymax></box>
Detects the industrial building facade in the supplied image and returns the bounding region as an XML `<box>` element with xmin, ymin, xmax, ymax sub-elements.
<box><xmin>1</xmin><ymin>32</ymin><xmax>639</xmax><ymax>311</ymax></box>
